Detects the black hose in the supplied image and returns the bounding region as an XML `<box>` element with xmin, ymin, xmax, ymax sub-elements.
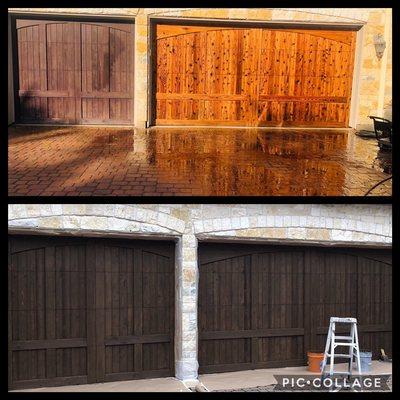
<box><xmin>364</xmin><ymin>176</ymin><xmax>392</xmax><ymax>196</ymax></box>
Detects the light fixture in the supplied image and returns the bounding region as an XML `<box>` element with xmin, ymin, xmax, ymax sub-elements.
<box><xmin>373</xmin><ymin>33</ymin><xmax>386</xmax><ymax>60</ymax></box>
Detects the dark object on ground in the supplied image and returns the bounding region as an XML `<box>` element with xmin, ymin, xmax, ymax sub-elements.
<box><xmin>364</xmin><ymin>176</ymin><xmax>392</xmax><ymax>196</ymax></box>
<box><xmin>369</xmin><ymin>116</ymin><xmax>392</xmax><ymax>150</ymax></box>
<box><xmin>194</xmin><ymin>384</ymin><xmax>209</xmax><ymax>392</ymax></box>
<box><xmin>355</xmin><ymin>130</ymin><xmax>376</xmax><ymax>138</ymax></box>
<box><xmin>380</xmin><ymin>349</ymin><xmax>392</xmax><ymax>362</ymax></box>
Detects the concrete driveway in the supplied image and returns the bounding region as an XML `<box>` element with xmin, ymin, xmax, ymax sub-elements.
<box><xmin>11</xmin><ymin>376</ymin><xmax>190</xmax><ymax>392</ymax></box>
<box><xmin>12</xmin><ymin>361</ymin><xmax>391</xmax><ymax>392</ymax></box>
<box><xmin>200</xmin><ymin>361</ymin><xmax>392</xmax><ymax>391</ymax></box>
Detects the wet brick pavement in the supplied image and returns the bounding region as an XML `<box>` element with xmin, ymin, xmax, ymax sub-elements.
<box><xmin>8</xmin><ymin>125</ymin><xmax>392</xmax><ymax>196</ymax></box>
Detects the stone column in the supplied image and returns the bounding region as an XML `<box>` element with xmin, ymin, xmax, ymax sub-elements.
<box><xmin>175</xmin><ymin>234</ymin><xmax>199</xmax><ymax>382</ymax></box>
<box><xmin>134</xmin><ymin>12</ymin><xmax>149</xmax><ymax>128</ymax></box>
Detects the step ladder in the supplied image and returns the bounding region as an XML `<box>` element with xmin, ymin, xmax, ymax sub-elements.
<box><xmin>321</xmin><ymin>317</ymin><xmax>362</xmax><ymax>379</ymax></box>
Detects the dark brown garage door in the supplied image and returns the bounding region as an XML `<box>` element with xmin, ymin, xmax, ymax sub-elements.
<box><xmin>154</xmin><ymin>24</ymin><xmax>356</xmax><ymax>127</ymax></box>
<box><xmin>198</xmin><ymin>243</ymin><xmax>391</xmax><ymax>374</ymax></box>
<box><xmin>13</xmin><ymin>18</ymin><xmax>134</xmax><ymax>125</ymax></box>
<box><xmin>8</xmin><ymin>235</ymin><xmax>174</xmax><ymax>390</ymax></box>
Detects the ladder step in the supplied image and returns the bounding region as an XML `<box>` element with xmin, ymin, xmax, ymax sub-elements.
<box><xmin>330</xmin><ymin>317</ymin><xmax>357</xmax><ymax>323</ymax></box>
<box><xmin>334</xmin><ymin>342</ymin><xmax>356</xmax><ymax>346</ymax></box>
<box><xmin>326</xmin><ymin>354</ymin><xmax>352</xmax><ymax>358</ymax></box>
<box><xmin>332</xmin><ymin>371</ymin><xmax>351</xmax><ymax>375</ymax></box>
<box><xmin>335</xmin><ymin>336</ymin><xmax>353</xmax><ymax>340</ymax></box>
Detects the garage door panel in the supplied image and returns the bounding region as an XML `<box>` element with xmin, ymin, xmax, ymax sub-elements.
<box><xmin>105</xmin><ymin>344</ymin><xmax>135</xmax><ymax>375</ymax></box>
<box><xmin>15</xmin><ymin>18</ymin><xmax>134</xmax><ymax>125</ymax></box>
<box><xmin>260</xmin><ymin>336</ymin><xmax>304</xmax><ymax>363</ymax></box>
<box><xmin>109</xmin><ymin>99</ymin><xmax>133</xmax><ymax>122</ymax></box>
<box><xmin>199</xmin><ymin>244</ymin><xmax>391</xmax><ymax>373</ymax></box>
<box><xmin>357</xmin><ymin>257</ymin><xmax>392</xmax><ymax>326</ymax></box>
<box><xmin>55</xmin><ymin>347</ymin><xmax>88</xmax><ymax>377</ymax></box>
<box><xmin>82</xmin><ymin>98</ymin><xmax>110</xmax><ymax>122</ymax></box>
<box><xmin>46</xmin><ymin>24</ymin><xmax>78</xmax><ymax>92</ymax></box>
<box><xmin>142</xmin><ymin>342</ymin><xmax>172</xmax><ymax>371</ymax></box>
<box><xmin>310</xmin><ymin>252</ymin><xmax>358</xmax><ymax>334</ymax></box>
<box><xmin>54</xmin><ymin>245</ymin><xmax>87</xmax><ymax>340</ymax></box>
<box><xmin>47</xmin><ymin>98</ymin><xmax>78</xmax><ymax>122</ymax></box>
<box><xmin>11</xmin><ymin>249</ymin><xmax>46</xmax><ymax>341</ymax></box>
<box><xmin>155</xmin><ymin>24</ymin><xmax>355</xmax><ymax>126</ymax></box>
<box><xmin>12</xmin><ymin>349</ymin><xmax>47</xmax><ymax>382</ymax></box>
<box><xmin>9</xmin><ymin>241</ymin><xmax>90</xmax><ymax>388</ymax></box>
<box><xmin>81</xmin><ymin>24</ymin><xmax>110</xmax><ymax>92</ymax></box>
<box><xmin>9</xmin><ymin>236</ymin><xmax>174</xmax><ymax>389</ymax></box>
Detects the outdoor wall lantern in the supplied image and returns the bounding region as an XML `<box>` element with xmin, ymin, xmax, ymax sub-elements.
<box><xmin>373</xmin><ymin>33</ymin><xmax>386</xmax><ymax>60</ymax></box>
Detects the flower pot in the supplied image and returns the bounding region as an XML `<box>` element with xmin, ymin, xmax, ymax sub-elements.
<box><xmin>307</xmin><ymin>351</ymin><xmax>324</xmax><ymax>373</ymax></box>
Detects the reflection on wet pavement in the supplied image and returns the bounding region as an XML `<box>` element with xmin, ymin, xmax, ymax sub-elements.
<box><xmin>8</xmin><ymin>125</ymin><xmax>392</xmax><ymax>196</ymax></box>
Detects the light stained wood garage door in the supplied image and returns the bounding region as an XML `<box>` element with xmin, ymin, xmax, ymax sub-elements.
<box><xmin>8</xmin><ymin>235</ymin><xmax>175</xmax><ymax>390</ymax></box>
<box><xmin>155</xmin><ymin>24</ymin><xmax>356</xmax><ymax>127</ymax></box>
<box><xmin>14</xmin><ymin>18</ymin><xmax>134</xmax><ymax>125</ymax></box>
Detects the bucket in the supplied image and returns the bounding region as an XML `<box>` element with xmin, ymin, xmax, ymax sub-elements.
<box><xmin>359</xmin><ymin>351</ymin><xmax>372</xmax><ymax>373</ymax></box>
<box><xmin>307</xmin><ymin>352</ymin><xmax>324</xmax><ymax>373</ymax></box>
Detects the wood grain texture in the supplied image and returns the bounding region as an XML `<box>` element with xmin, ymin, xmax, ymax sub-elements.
<box><xmin>198</xmin><ymin>244</ymin><xmax>391</xmax><ymax>374</ymax></box>
<box><xmin>155</xmin><ymin>25</ymin><xmax>356</xmax><ymax>127</ymax></box>
<box><xmin>8</xmin><ymin>236</ymin><xmax>175</xmax><ymax>390</ymax></box>
<box><xmin>15</xmin><ymin>19</ymin><xmax>134</xmax><ymax>125</ymax></box>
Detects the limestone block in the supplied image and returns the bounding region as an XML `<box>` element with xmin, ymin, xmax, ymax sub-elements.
<box><xmin>275</xmin><ymin>216</ymin><xmax>283</xmax><ymax>227</ymax></box>
<box><xmin>175</xmin><ymin>360</ymin><xmax>198</xmax><ymax>380</ymax></box>
<box><xmin>287</xmin><ymin>228</ymin><xmax>307</xmax><ymax>240</ymax></box>
<box><xmin>10</xmin><ymin>218</ymin><xmax>39</xmax><ymax>228</ymax></box>
<box><xmin>306</xmin><ymin>228</ymin><xmax>331</xmax><ymax>241</ymax></box>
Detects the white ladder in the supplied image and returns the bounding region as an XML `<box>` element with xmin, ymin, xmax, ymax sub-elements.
<box><xmin>321</xmin><ymin>317</ymin><xmax>362</xmax><ymax>379</ymax></box>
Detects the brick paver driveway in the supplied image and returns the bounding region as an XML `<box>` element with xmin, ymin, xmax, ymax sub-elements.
<box><xmin>8</xmin><ymin>125</ymin><xmax>392</xmax><ymax>196</ymax></box>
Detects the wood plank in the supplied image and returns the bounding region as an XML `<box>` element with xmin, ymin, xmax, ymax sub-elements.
<box><xmin>200</xmin><ymin>328</ymin><xmax>305</xmax><ymax>340</ymax></box>
<box><xmin>156</xmin><ymin>93</ymin><xmax>249</xmax><ymax>101</ymax></box>
<box><xmin>104</xmin><ymin>369</ymin><xmax>172</xmax><ymax>382</ymax></box>
<box><xmin>133</xmin><ymin>248</ymin><xmax>143</xmax><ymax>373</ymax></box>
<box><xmin>45</xmin><ymin>244</ymin><xmax>56</xmax><ymax>380</ymax></box>
<box><xmin>315</xmin><ymin>324</ymin><xmax>392</xmax><ymax>335</ymax></box>
<box><xmin>11</xmin><ymin>376</ymin><xmax>88</xmax><ymax>390</ymax></box>
<box><xmin>250</xmin><ymin>255</ymin><xmax>259</xmax><ymax>366</ymax></box>
<box><xmin>86</xmin><ymin>242</ymin><xmax>97</xmax><ymax>384</ymax></box>
<box><xmin>304</xmin><ymin>250</ymin><xmax>312</xmax><ymax>359</ymax></box>
<box><xmin>12</xmin><ymin>339</ymin><xmax>87</xmax><ymax>351</ymax></box>
<box><xmin>94</xmin><ymin>242</ymin><xmax>106</xmax><ymax>383</ymax></box>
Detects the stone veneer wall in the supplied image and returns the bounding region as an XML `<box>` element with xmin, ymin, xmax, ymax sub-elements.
<box><xmin>8</xmin><ymin>204</ymin><xmax>392</xmax><ymax>381</ymax></box>
<box><xmin>8</xmin><ymin>8</ymin><xmax>392</xmax><ymax>129</ymax></box>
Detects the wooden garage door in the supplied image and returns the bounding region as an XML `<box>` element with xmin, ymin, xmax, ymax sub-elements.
<box><xmin>8</xmin><ymin>236</ymin><xmax>174</xmax><ymax>390</ymax></box>
<box><xmin>14</xmin><ymin>18</ymin><xmax>134</xmax><ymax>125</ymax></box>
<box><xmin>198</xmin><ymin>244</ymin><xmax>391</xmax><ymax>373</ymax></box>
<box><xmin>155</xmin><ymin>24</ymin><xmax>356</xmax><ymax>127</ymax></box>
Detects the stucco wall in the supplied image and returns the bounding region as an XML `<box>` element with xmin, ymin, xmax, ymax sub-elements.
<box><xmin>8</xmin><ymin>8</ymin><xmax>392</xmax><ymax>129</ymax></box>
<box><xmin>8</xmin><ymin>204</ymin><xmax>392</xmax><ymax>381</ymax></box>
